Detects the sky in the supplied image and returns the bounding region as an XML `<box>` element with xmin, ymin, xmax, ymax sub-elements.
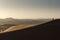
<box><xmin>0</xmin><ymin>0</ymin><xmax>60</xmax><ymax>19</ymax></box>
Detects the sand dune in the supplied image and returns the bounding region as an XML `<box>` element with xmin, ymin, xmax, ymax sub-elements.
<box><xmin>0</xmin><ymin>19</ymin><xmax>60</xmax><ymax>40</ymax></box>
<box><xmin>2</xmin><ymin>21</ymin><xmax>50</xmax><ymax>33</ymax></box>
<box><xmin>3</xmin><ymin>24</ymin><xmax>38</xmax><ymax>33</ymax></box>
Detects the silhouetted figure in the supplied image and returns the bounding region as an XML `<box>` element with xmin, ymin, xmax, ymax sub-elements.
<box><xmin>52</xmin><ymin>18</ymin><xmax>55</xmax><ymax>21</ymax></box>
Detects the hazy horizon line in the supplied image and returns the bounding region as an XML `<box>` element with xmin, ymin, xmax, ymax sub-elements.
<box><xmin>0</xmin><ymin>17</ymin><xmax>60</xmax><ymax>19</ymax></box>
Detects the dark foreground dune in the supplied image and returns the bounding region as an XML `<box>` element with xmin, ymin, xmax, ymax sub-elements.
<box><xmin>0</xmin><ymin>19</ymin><xmax>60</xmax><ymax>40</ymax></box>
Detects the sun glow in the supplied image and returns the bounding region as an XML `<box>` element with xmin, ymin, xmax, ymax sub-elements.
<box><xmin>0</xmin><ymin>0</ymin><xmax>60</xmax><ymax>19</ymax></box>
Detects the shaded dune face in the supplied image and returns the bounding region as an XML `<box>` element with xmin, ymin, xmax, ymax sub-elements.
<box><xmin>0</xmin><ymin>19</ymin><xmax>60</xmax><ymax>40</ymax></box>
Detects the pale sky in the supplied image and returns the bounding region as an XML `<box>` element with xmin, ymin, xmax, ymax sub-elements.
<box><xmin>0</xmin><ymin>0</ymin><xmax>60</xmax><ymax>19</ymax></box>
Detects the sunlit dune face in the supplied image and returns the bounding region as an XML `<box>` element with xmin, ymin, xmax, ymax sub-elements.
<box><xmin>2</xmin><ymin>24</ymin><xmax>39</xmax><ymax>33</ymax></box>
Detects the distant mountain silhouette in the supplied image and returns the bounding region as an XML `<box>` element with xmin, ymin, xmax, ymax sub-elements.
<box><xmin>0</xmin><ymin>19</ymin><xmax>60</xmax><ymax>40</ymax></box>
<box><xmin>0</xmin><ymin>18</ymin><xmax>51</xmax><ymax>25</ymax></box>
